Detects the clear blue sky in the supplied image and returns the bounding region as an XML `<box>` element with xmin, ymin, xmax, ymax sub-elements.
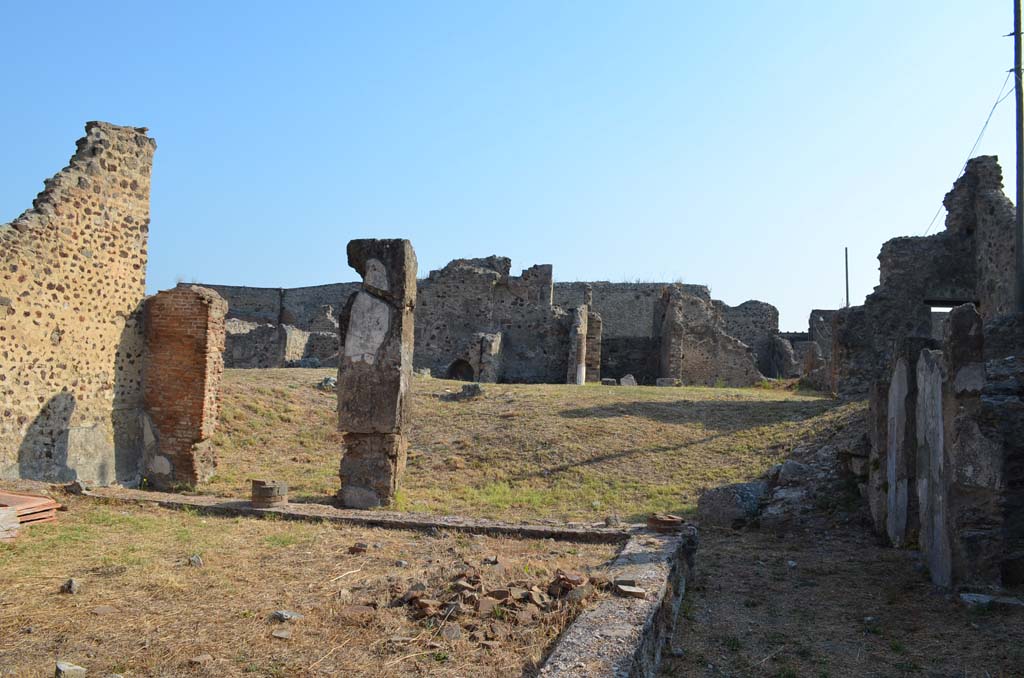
<box><xmin>1</xmin><ymin>1</ymin><xmax>1018</xmax><ymax>330</ymax></box>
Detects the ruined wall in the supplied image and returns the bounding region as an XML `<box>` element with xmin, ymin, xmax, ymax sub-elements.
<box><xmin>831</xmin><ymin>157</ymin><xmax>1015</xmax><ymax>397</ymax></box>
<box><xmin>943</xmin><ymin>156</ymin><xmax>1017</xmax><ymax>321</ymax></box>
<box><xmin>832</xmin><ymin>231</ymin><xmax>976</xmax><ymax>396</ymax></box>
<box><xmin>142</xmin><ymin>285</ymin><xmax>227</xmax><ymax>488</ymax></box>
<box><xmin>0</xmin><ymin>122</ymin><xmax>155</xmax><ymax>485</ymax></box>
<box><xmin>658</xmin><ymin>285</ymin><xmax>763</xmax><ymax>387</ymax></box>
<box><xmin>553</xmin><ymin>282</ymin><xmax>710</xmax><ymax>339</ymax></box>
<box><xmin>714</xmin><ymin>299</ymin><xmax>781</xmax><ymax>374</ymax></box>
<box><xmin>415</xmin><ymin>257</ymin><xmax>571</xmax><ymax>383</ymax></box>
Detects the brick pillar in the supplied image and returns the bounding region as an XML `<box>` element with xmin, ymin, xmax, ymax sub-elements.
<box><xmin>142</xmin><ymin>285</ymin><xmax>227</xmax><ymax>489</ymax></box>
<box><xmin>337</xmin><ymin>239</ymin><xmax>417</xmax><ymax>508</ymax></box>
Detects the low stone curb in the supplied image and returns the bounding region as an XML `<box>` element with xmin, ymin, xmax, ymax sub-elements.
<box><xmin>82</xmin><ymin>487</ymin><xmax>631</xmax><ymax>544</ymax></box>
<box><xmin>540</xmin><ymin>527</ymin><xmax>698</xmax><ymax>677</ymax></box>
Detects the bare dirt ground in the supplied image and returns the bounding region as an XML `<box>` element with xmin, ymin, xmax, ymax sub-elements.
<box><xmin>663</xmin><ymin>521</ymin><xmax>1024</xmax><ymax>677</ymax></box>
<box><xmin>0</xmin><ymin>496</ymin><xmax>616</xmax><ymax>677</ymax></box>
<box><xmin>206</xmin><ymin>369</ymin><xmax>842</xmax><ymax>522</ymax></box>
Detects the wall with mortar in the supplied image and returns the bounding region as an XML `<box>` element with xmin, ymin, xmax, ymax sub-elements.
<box><xmin>553</xmin><ymin>282</ymin><xmax>709</xmax><ymax>339</ymax></box>
<box><xmin>203</xmin><ymin>270</ymin><xmax>785</xmax><ymax>384</ymax></box>
<box><xmin>415</xmin><ymin>257</ymin><xmax>570</xmax><ymax>383</ymax></box>
<box><xmin>0</xmin><ymin>122</ymin><xmax>156</xmax><ymax>485</ymax></box>
<box><xmin>831</xmin><ymin>156</ymin><xmax>1014</xmax><ymax>397</ymax></box>
<box><xmin>142</xmin><ymin>285</ymin><xmax>227</xmax><ymax>488</ymax></box>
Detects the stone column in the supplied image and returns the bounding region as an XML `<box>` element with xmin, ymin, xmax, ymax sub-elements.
<box><xmin>566</xmin><ymin>306</ymin><xmax>588</xmax><ymax>385</ymax></box>
<box><xmin>142</xmin><ymin>285</ymin><xmax>228</xmax><ymax>489</ymax></box>
<box><xmin>884</xmin><ymin>336</ymin><xmax>937</xmax><ymax>547</ymax></box>
<box><xmin>337</xmin><ymin>239</ymin><xmax>417</xmax><ymax>509</ymax></box>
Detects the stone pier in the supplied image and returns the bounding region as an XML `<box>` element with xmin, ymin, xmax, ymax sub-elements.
<box><xmin>142</xmin><ymin>285</ymin><xmax>228</xmax><ymax>489</ymax></box>
<box><xmin>566</xmin><ymin>306</ymin><xmax>588</xmax><ymax>385</ymax></box>
<box><xmin>337</xmin><ymin>239</ymin><xmax>417</xmax><ymax>509</ymax></box>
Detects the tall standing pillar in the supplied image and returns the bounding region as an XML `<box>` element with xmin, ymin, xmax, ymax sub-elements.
<box><xmin>337</xmin><ymin>239</ymin><xmax>417</xmax><ymax>509</ymax></box>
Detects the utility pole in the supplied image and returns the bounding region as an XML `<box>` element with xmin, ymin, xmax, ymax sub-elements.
<box><xmin>845</xmin><ymin>247</ymin><xmax>850</xmax><ymax>308</ymax></box>
<box><xmin>1015</xmin><ymin>0</ymin><xmax>1024</xmax><ymax>311</ymax></box>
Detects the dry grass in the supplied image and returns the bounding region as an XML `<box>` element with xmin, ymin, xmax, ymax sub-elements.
<box><xmin>206</xmin><ymin>369</ymin><xmax>843</xmax><ymax>522</ymax></box>
<box><xmin>0</xmin><ymin>497</ymin><xmax>617</xmax><ymax>677</ymax></box>
<box><xmin>664</xmin><ymin>527</ymin><xmax>1024</xmax><ymax>677</ymax></box>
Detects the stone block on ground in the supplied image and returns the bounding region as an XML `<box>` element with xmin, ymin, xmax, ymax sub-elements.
<box><xmin>697</xmin><ymin>481</ymin><xmax>767</xmax><ymax>528</ymax></box>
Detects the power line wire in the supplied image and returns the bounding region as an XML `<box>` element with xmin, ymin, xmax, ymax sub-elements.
<box><xmin>924</xmin><ymin>70</ymin><xmax>1014</xmax><ymax>235</ymax></box>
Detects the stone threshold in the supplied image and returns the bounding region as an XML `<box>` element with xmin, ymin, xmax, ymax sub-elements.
<box><xmin>82</xmin><ymin>486</ymin><xmax>630</xmax><ymax>543</ymax></box>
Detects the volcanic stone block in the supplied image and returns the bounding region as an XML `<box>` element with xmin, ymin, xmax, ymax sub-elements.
<box><xmin>337</xmin><ymin>239</ymin><xmax>417</xmax><ymax>509</ymax></box>
<box><xmin>884</xmin><ymin>336</ymin><xmax>937</xmax><ymax>547</ymax></box>
<box><xmin>337</xmin><ymin>239</ymin><xmax>417</xmax><ymax>435</ymax></box>
<box><xmin>916</xmin><ymin>348</ymin><xmax>950</xmax><ymax>586</ymax></box>
<box><xmin>339</xmin><ymin>433</ymin><xmax>409</xmax><ymax>509</ymax></box>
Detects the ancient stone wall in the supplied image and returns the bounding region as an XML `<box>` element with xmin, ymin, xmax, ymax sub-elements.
<box><xmin>658</xmin><ymin>285</ymin><xmax>763</xmax><ymax>387</ymax></box>
<box><xmin>206</xmin><ymin>270</ymin><xmax>785</xmax><ymax>385</ymax></box>
<box><xmin>714</xmin><ymin>299</ymin><xmax>781</xmax><ymax>374</ymax></box>
<box><xmin>553</xmin><ymin>282</ymin><xmax>710</xmax><ymax>339</ymax></box>
<box><xmin>943</xmin><ymin>157</ymin><xmax>1017</xmax><ymax>321</ymax></box>
<box><xmin>831</xmin><ymin>157</ymin><xmax>1015</xmax><ymax>397</ymax></box>
<box><xmin>415</xmin><ymin>257</ymin><xmax>571</xmax><ymax>383</ymax></box>
<box><xmin>0</xmin><ymin>122</ymin><xmax>155</xmax><ymax>485</ymax></box>
<box><xmin>142</xmin><ymin>285</ymin><xmax>227</xmax><ymax>489</ymax></box>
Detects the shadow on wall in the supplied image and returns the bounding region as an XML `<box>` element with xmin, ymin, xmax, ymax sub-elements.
<box><xmin>559</xmin><ymin>398</ymin><xmax>837</xmax><ymax>432</ymax></box>
<box><xmin>111</xmin><ymin>308</ymin><xmax>146</xmax><ymax>485</ymax></box>
<box><xmin>17</xmin><ymin>392</ymin><xmax>78</xmax><ymax>482</ymax></box>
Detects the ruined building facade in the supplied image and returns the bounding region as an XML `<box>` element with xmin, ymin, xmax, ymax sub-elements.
<box><xmin>822</xmin><ymin>156</ymin><xmax>1024</xmax><ymax>590</ymax></box>
<box><xmin>1</xmin><ymin>123</ymin><xmax>228</xmax><ymax>488</ymax></box>
<box><xmin>206</xmin><ymin>268</ymin><xmax>800</xmax><ymax>387</ymax></box>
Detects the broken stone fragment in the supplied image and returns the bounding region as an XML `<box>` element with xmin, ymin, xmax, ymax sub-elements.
<box><xmin>271</xmin><ymin>610</ymin><xmax>303</xmax><ymax>623</ymax></box>
<box><xmin>60</xmin><ymin>578</ymin><xmax>81</xmax><ymax>594</ymax></box>
<box><xmin>619</xmin><ymin>374</ymin><xmax>638</xmax><ymax>386</ymax></box>
<box><xmin>271</xmin><ymin>629</ymin><xmax>292</xmax><ymax>640</ymax></box>
<box><xmin>614</xmin><ymin>584</ymin><xmax>647</xmax><ymax>599</ymax></box>
<box><xmin>348</xmin><ymin>542</ymin><xmax>368</xmax><ymax>554</ymax></box>
<box><xmin>477</xmin><ymin>597</ymin><xmax>498</xmax><ymax>616</ymax></box>
<box><xmin>697</xmin><ymin>481</ymin><xmax>767</xmax><ymax>529</ymax></box>
<box><xmin>601</xmin><ymin>378</ymin><xmax>618</xmax><ymax>386</ymax></box>
<box><xmin>55</xmin><ymin>661</ymin><xmax>87</xmax><ymax>677</ymax></box>
<box><xmin>188</xmin><ymin>554</ymin><xmax>204</xmax><ymax>568</ymax></box>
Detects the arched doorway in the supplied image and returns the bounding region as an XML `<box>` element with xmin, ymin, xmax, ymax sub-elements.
<box><xmin>447</xmin><ymin>359</ymin><xmax>475</xmax><ymax>381</ymax></box>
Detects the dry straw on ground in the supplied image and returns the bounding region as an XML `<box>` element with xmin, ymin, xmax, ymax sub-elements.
<box><xmin>207</xmin><ymin>369</ymin><xmax>847</xmax><ymax>522</ymax></box>
<box><xmin>0</xmin><ymin>498</ymin><xmax>616</xmax><ymax>677</ymax></box>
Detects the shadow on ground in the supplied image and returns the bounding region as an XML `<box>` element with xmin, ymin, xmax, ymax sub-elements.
<box><xmin>560</xmin><ymin>397</ymin><xmax>837</xmax><ymax>432</ymax></box>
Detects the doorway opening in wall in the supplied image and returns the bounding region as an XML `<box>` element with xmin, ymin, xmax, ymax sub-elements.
<box><xmin>925</xmin><ymin>300</ymin><xmax>972</xmax><ymax>341</ymax></box>
<box><xmin>446</xmin><ymin>359</ymin><xmax>476</xmax><ymax>381</ymax></box>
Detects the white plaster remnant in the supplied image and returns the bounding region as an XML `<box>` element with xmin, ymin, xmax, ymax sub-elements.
<box><xmin>344</xmin><ymin>292</ymin><xmax>390</xmax><ymax>364</ymax></box>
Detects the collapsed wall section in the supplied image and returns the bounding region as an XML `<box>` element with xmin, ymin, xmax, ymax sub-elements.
<box><xmin>658</xmin><ymin>285</ymin><xmax>763</xmax><ymax>387</ymax></box>
<box><xmin>0</xmin><ymin>122</ymin><xmax>156</xmax><ymax>485</ymax></box>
